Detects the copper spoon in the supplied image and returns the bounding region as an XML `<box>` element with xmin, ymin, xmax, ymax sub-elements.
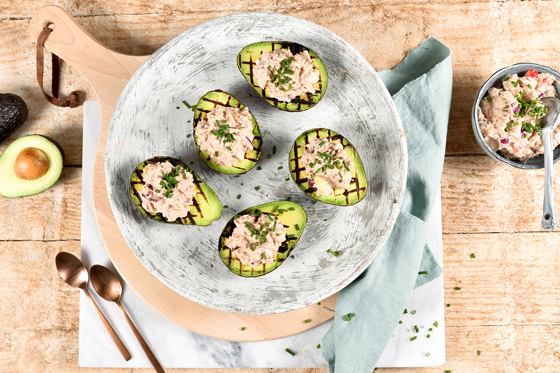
<box><xmin>90</xmin><ymin>265</ymin><xmax>165</xmax><ymax>373</ymax></box>
<box><xmin>55</xmin><ymin>252</ymin><xmax>132</xmax><ymax>361</ymax></box>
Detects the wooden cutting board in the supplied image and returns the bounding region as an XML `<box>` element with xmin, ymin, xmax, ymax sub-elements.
<box><xmin>29</xmin><ymin>5</ymin><xmax>338</xmax><ymax>342</ymax></box>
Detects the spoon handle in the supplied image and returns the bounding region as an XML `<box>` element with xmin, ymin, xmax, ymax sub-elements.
<box><xmin>542</xmin><ymin>128</ymin><xmax>557</xmax><ymax>230</ymax></box>
<box><xmin>118</xmin><ymin>302</ymin><xmax>165</xmax><ymax>373</ymax></box>
<box><xmin>83</xmin><ymin>288</ymin><xmax>132</xmax><ymax>361</ymax></box>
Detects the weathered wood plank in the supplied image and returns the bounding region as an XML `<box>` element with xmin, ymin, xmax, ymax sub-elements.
<box><xmin>0</xmin><ymin>167</ymin><xmax>81</xmax><ymax>241</ymax></box>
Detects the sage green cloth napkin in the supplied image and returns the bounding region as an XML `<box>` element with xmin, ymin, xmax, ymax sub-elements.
<box><xmin>322</xmin><ymin>37</ymin><xmax>452</xmax><ymax>372</ymax></box>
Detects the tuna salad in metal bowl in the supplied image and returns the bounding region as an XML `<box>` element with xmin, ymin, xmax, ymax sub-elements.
<box><xmin>478</xmin><ymin>68</ymin><xmax>559</xmax><ymax>161</ymax></box>
<box><xmin>129</xmin><ymin>156</ymin><xmax>222</xmax><ymax>225</ymax></box>
<box><xmin>301</xmin><ymin>136</ymin><xmax>354</xmax><ymax>197</ymax></box>
<box><xmin>194</xmin><ymin>106</ymin><xmax>255</xmax><ymax>167</ymax></box>
<box><xmin>253</xmin><ymin>48</ymin><xmax>319</xmax><ymax>102</ymax></box>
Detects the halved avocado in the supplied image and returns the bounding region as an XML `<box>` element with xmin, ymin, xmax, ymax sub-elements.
<box><xmin>129</xmin><ymin>156</ymin><xmax>222</xmax><ymax>225</ymax></box>
<box><xmin>192</xmin><ymin>90</ymin><xmax>262</xmax><ymax>174</ymax></box>
<box><xmin>237</xmin><ymin>41</ymin><xmax>328</xmax><ymax>112</ymax></box>
<box><xmin>289</xmin><ymin>128</ymin><xmax>368</xmax><ymax>206</ymax></box>
<box><xmin>219</xmin><ymin>201</ymin><xmax>307</xmax><ymax>277</ymax></box>
<box><xmin>0</xmin><ymin>135</ymin><xmax>63</xmax><ymax>198</ymax></box>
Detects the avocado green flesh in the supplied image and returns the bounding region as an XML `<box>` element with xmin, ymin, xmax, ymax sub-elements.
<box><xmin>219</xmin><ymin>201</ymin><xmax>307</xmax><ymax>277</ymax></box>
<box><xmin>289</xmin><ymin>128</ymin><xmax>368</xmax><ymax>206</ymax></box>
<box><xmin>129</xmin><ymin>156</ymin><xmax>222</xmax><ymax>225</ymax></box>
<box><xmin>192</xmin><ymin>90</ymin><xmax>262</xmax><ymax>174</ymax></box>
<box><xmin>237</xmin><ymin>41</ymin><xmax>328</xmax><ymax>112</ymax></box>
<box><xmin>0</xmin><ymin>135</ymin><xmax>63</xmax><ymax>198</ymax></box>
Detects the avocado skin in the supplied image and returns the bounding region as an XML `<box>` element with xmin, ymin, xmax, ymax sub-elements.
<box><xmin>237</xmin><ymin>41</ymin><xmax>328</xmax><ymax>112</ymax></box>
<box><xmin>289</xmin><ymin>128</ymin><xmax>368</xmax><ymax>206</ymax></box>
<box><xmin>192</xmin><ymin>90</ymin><xmax>263</xmax><ymax>174</ymax></box>
<box><xmin>0</xmin><ymin>94</ymin><xmax>28</xmax><ymax>144</ymax></box>
<box><xmin>0</xmin><ymin>135</ymin><xmax>64</xmax><ymax>198</ymax></box>
<box><xmin>218</xmin><ymin>201</ymin><xmax>307</xmax><ymax>277</ymax></box>
<box><xmin>129</xmin><ymin>156</ymin><xmax>223</xmax><ymax>226</ymax></box>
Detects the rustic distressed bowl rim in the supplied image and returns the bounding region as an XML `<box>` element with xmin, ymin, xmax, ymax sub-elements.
<box><xmin>471</xmin><ymin>62</ymin><xmax>560</xmax><ymax>169</ymax></box>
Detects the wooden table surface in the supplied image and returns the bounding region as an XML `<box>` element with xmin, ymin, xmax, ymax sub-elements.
<box><xmin>1</xmin><ymin>1</ymin><xmax>560</xmax><ymax>372</ymax></box>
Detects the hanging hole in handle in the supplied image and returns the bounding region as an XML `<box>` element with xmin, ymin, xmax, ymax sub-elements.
<box><xmin>545</xmin><ymin>213</ymin><xmax>552</xmax><ymax>220</ymax></box>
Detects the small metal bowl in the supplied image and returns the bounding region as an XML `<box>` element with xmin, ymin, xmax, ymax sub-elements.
<box><xmin>472</xmin><ymin>63</ymin><xmax>560</xmax><ymax>169</ymax></box>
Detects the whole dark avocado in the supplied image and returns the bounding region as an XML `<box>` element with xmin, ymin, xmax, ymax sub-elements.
<box><xmin>0</xmin><ymin>93</ymin><xmax>28</xmax><ymax>144</ymax></box>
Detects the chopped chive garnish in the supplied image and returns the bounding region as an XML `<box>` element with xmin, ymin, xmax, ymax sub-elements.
<box><xmin>285</xmin><ymin>348</ymin><xmax>296</xmax><ymax>356</ymax></box>
<box><xmin>343</xmin><ymin>160</ymin><xmax>350</xmax><ymax>171</ymax></box>
<box><xmin>414</xmin><ymin>325</ymin><xmax>419</xmax><ymax>333</ymax></box>
<box><xmin>186</xmin><ymin>134</ymin><xmax>191</xmax><ymax>138</ymax></box>
<box><xmin>241</xmin><ymin>327</ymin><xmax>246</xmax><ymax>331</ymax></box>
<box><xmin>454</xmin><ymin>287</ymin><xmax>461</xmax><ymax>290</ymax></box>
<box><xmin>316</xmin><ymin>344</ymin><xmax>321</xmax><ymax>349</ymax></box>
<box><xmin>304</xmin><ymin>319</ymin><xmax>311</xmax><ymax>324</ymax></box>
<box><xmin>277</xmin><ymin>166</ymin><xmax>283</xmax><ymax>170</ymax></box>
<box><xmin>477</xmin><ymin>350</ymin><xmax>481</xmax><ymax>355</ymax></box>
<box><xmin>487</xmin><ymin>96</ymin><xmax>492</xmax><ymax>102</ymax></box>
<box><xmin>411</xmin><ymin>310</ymin><xmax>417</xmax><ymax>315</ymax></box>
<box><xmin>410</xmin><ymin>336</ymin><xmax>417</xmax><ymax>341</ymax></box>
<box><xmin>257</xmin><ymin>166</ymin><xmax>262</xmax><ymax>170</ymax></box>
<box><xmin>319</xmin><ymin>141</ymin><xmax>325</xmax><ymax>147</ymax></box>
<box><xmin>429</xmin><ymin>328</ymin><xmax>433</xmax><ymax>331</ymax></box>
<box><xmin>328</xmin><ymin>249</ymin><xmax>341</xmax><ymax>257</ymax></box>
<box><xmin>425</xmin><ymin>353</ymin><xmax>430</xmax><ymax>357</ymax></box>
<box><xmin>267</xmin><ymin>154</ymin><xmax>271</xmax><ymax>159</ymax></box>
<box><xmin>255</xmin><ymin>186</ymin><xmax>260</xmax><ymax>191</ymax></box>
<box><xmin>273</xmin><ymin>146</ymin><xmax>277</xmax><ymax>154</ymax></box>
<box><xmin>285</xmin><ymin>178</ymin><xmax>289</xmax><ymax>181</ymax></box>
<box><xmin>470</xmin><ymin>253</ymin><xmax>476</xmax><ymax>258</ymax></box>
<box><xmin>215</xmin><ymin>151</ymin><xmax>219</xmax><ymax>157</ymax></box>
<box><xmin>403</xmin><ymin>309</ymin><xmax>408</xmax><ymax>314</ymax></box>
<box><xmin>288</xmin><ymin>207</ymin><xmax>295</xmax><ymax>211</ymax></box>
<box><xmin>182</xmin><ymin>100</ymin><xmax>196</xmax><ymax>112</ymax></box>
<box><xmin>343</xmin><ymin>315</ymin><xmax>350</xmax><ymax>321</ymax></box>
<box><xmin>268</xmin><ymin>215</ymin><xmax>273</xmax><ymax>221</ymax></box>
<box><xmin>176</xmin><ymin>106</ymin><xmax>180</xmax><ymax>109</ymax></box>
<box><xmin>224</xmin><ymin>205</ymin><xmax>229</xmax><ymax>208</ymax></box>
<box><xmin>427</xmin><ymin>334</ymin><xmax>430</xmax><ymax>338</ymax></box>
<box><xmin>447</xmin><ymin>304</ymin><xmax>451</xmax><ymax>307</ymax></box>
<box><xmin>445</xmin><ymin>371</ymin><xmax>451</xmax><ymax>373</ymax></box>
<box><xmin>399</xmin><ymin>320</ymin><xmax>403</xmax><ymax>324</ymax></box>
<box><xmin>286</xmin><ymin>197</ymin><xmax>291</xmax><ymax>201</ymax></box>
<box><xmin>237</xmin><ymin>194</ymin><xmax>242</xmax><ymax>199</ymax></box>
<box><xmin>433</xmin><ymin>321</ymin><xmax>439</xmax><ymax>327</ymax></box>
<box><xmin>349</xmin><ymin>313</ymin><xmax>355</xmax><ymax>318</ymax></box>
<box><xmin>418</xmin><ymin>271</ymin><xmax>428</xmax><ymax>275</ymax></box>
<box><xmin>504</xmin><ymin>76</ymin><xmax>510</xmax><ymax>81</ymax></box>
<box><xmin>262</xmin><ymin>253</ymin><xmax>267</xmax><ymax>260</ymax></box>
<box><xmin>226</xmin><ymin>146</ymin><xmax>232</xmax><ymax>151</ymax></box>
<box><xmin>249</xmin><ymin>244</ymin><xmax>255</xmax><ymax>251</ymax></box>
<box><xmin>290</xmin><ymin>255</ymin><xmax>294</xmax><ymax>259</ymax></box>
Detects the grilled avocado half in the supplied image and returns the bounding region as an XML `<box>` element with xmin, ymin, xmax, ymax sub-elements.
<box><xmin>129</xmin><ymin>156</ymin><xmax>222</xmax><ymax>225</ymax></box>
<box><xmin>237</xmin><ymin>41</ymin><xmax>328</xmax><ymax>112</ymax></box>
<box><xmin>192</xmin><ymin>90</ymin><xmax>262</xmax><ymax>174</ymax></box>
<box><xmin>289</xmin><ymin>128</ymin><xmax>368</xmax><ymax>206</ymax></box>
<box><xmin>219</xmin><ymin>201</ymin><xmax>307</xmax><ymax>277</ymax></box>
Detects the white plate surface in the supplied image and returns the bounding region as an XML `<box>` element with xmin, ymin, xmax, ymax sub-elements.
<box><xmin>105</xmin><ymin>12</ymin><xmax>406</xmax><ymax>314</ymax></box>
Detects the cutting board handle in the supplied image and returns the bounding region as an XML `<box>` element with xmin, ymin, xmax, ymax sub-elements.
<box><xmin>29</xmin><ymin>5</ymin><xmax>147</xmax><ymax>105</ymax></box>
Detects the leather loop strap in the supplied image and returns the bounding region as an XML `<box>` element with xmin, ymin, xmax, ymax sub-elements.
<box><xmin>36</xmin><ymin>26</ymin><xmax>79</xmax><ymax>108</ymax></box>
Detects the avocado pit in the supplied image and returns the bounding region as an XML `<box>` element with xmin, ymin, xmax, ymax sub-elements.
<box><xmin>14</xmin><ymin>147</ymin><xmax>49</xmax><ymax>180</ymax></box>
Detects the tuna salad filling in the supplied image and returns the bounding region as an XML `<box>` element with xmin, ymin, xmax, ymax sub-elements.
<box><xmin>253</xmin><ymin>48</ymin><xmax>319</xmax><ymax>102</ymax></box>
<box><xmin>139</xmin><ymin>161</ymin><xmax>197</xmax><ymax>221</ymax></box>
<box><xmin>478</xmin><ymin>69</ymin><xmax>559</xmax><ymax>161</ymax></box>
<box><xmin>225</xmin><ymin>213</ymin><xmax>287</xmax><ymax>268</ymax></box>
<box><xmin>195</xmin><ymin>106</ymin><xmax>254</xmax><ymax>167</ymax></box>
<box><xmin>302</xmin><ymin>137</ymin><xmax>354</xmax><ymax>196</ymax></box>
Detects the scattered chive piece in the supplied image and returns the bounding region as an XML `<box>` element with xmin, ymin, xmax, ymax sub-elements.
<box><xmin>399</xmin><ymin>320</ymin><xmax>403</xmax><ymax>324</ymax></box>
<box><xmin>410</xmin><ymin>336</ymin><xmax>417</xmax><ymax>341</ymax></box>
<box><xmin>215</xmin><ymin>151</ymin><xmax>219</xmax><ymax>157</ymax></box>
<box><xmin>227</xmin><ymin>146</ymin><xmax>232</xmax><ymax>152</ymax></box>
<box><xmin>304</xmin><ymin>319</ymin><xmax>311</xmax><ymax>324</ymax></box>
<box><xmin>487</xmin><ymin>97</ymin><xmax>492</xmax><ymax>102</ymax></box>
<box><xmin>262</xmin><ymin>252</ymin><xmax>267</xmax><ymax>260</ymax></box>
<box><xmin>249</xmin><ymin>243</ymin><xmax>255</xmax><ymax>251</ymax></box>
<box><xmin>288</xmin><ymin>207</ymin><xmax>295</xmax><ymax>211</ymax></box>
<box><xmin>327</xmin><ymin>249</ymin><xmax>341</xmax><ymax>257</ymax></box>
<box><xmin>285</xmin><ymin>348</ymin><xmax>296</xmax><ymax>356</ymax></box>
<box><xmin>447</xmin><ymin>304</ymin><xmax>451</xmax><ymax>307</ymax></box>
<box><xmin>295</xmin><ymin>224</ymin><xmax>300</xmax><ymax>230</ymax></box>
<box><xmin>433</xmin><ymin>321</ymin><xmax>439</xmax><ymax>327</ymax></box>
<box><xmin>318</xmin><ymin>302</ymin><xmax>321</xmax><ymax>305</ymax></box>
<box><xmin>319</xmin><ymin>141</ymin><xmax>326</xmax><ymax>147</ymax></box>
<box><xmin>418</xmin><ymin>271</ymin><xmax>428</xmax><ymax>275</ymax></box>
<box><xmin>190</xmin><ymin>161</ymin><xmax>194</xmax><ymax>164</ymax></box>
<box><xmin>425</xmin><ymin>353</ymin><xmax>430</xmax><ymax>357</ymax></box>
<box><xmin>186</xmin><ymin>134</ymin><xmax>191</xmax><ymax>138</ymax></box>
<box><xmin>278</xmin><ymin>166</ymin><xmax>283</xmax><ymax>170</ymax></box>
<box><xmin>267</xmin><ymin>154</ymin><xmax>272</xmax><ymax>159</ymax></box>
<box><xmin>224</xmin><ymin>205</ymin><xmax>229</xmax><ymax>208</ymax></box>
<box><xmin>287</xmin><ymin>197</ymin><xmax>291</xmax><ymax>201</ymax></box>
<box><xmin>234</xmin><ymin>175</ymin><xmax>240</xmax><ymax>178</ymax></box>
<box><xmin>477</xmin><ymin>350</ymin><xmax>481</xmax><ymax>355</ymax></box>
<box><xmin>257</xmin><ymin>166</ymin><xmax>262</xmax><ymax>170</ymax></box>
<box><xmin>290</xmin><ymin>255</ymin><xmax>294</xmax><ymax>259</ymax></box>
<box><xmin>285</xmin><ymin>178</ymin><xmax>289</xmax><ymax>181</ymax></box>
<box><xmin>349</xmin><ymin>313</ymin><xmax>355</xmax><ymax>318</ymax></box>
<box><xmin>411</xmin><ymin>310</ymin><xmax>417</xmax><ymax>315</ymax></box>
<box><xmin>454</xmin><ymin>287</ymin><xmax>461</xmax><ymax>290</ymax></box>
<box><xmin>445</xmin><ymin>371</ymin><xmax>451</xmax><ymax>373</ymax></box>
<box><xmin>470</xmin><ymin>253</ymin><xmax>476</xmax><ymax>258</ymax></box>
<box><xmin>414</xmin><ymin>325</ymin><xmax>419</xmax><ymax>333</ymax></box>
<box><xmin>429</xmin><ymin>328</ymin><xmax>433</xmax><ymax>331</ymax></box>
<box><xmin>241</xmin><ymin>327</ymin><xmax>246</xmax><ymax>331</ymax></box>
<box><xmin>316</xmin><ymin>344</ymin><xmax>321</xmax><ymax>349</ymax></box>
<box><xmin>273</xmin><ymin>146</ymin><xmax>277</xmax><ymax>154</ymax></box>
<box><xmin>403</xmin><ymin>309</ymin><xmax>408</xmax><ymax>314</ymax></box>
<box><xmin>343</xmin><ymin>314</ymin><xmax>351</xmax><ymax>321</ymax></box>
<box><xmin>237</xmin><ymin>194</ymin><xmax>242</xmax><ymax>199</ymax></box>
<box><xmin>427</xmin><ymin>334</ymin><xmax>431</xmax><ymax>338</ymax></box>
<box><xmin>182</xmin><ymin>100</ymin><xmax>196</xmax><ymax>112</ymax></box>
<box><xmin>241</xmin><ymin>183</ymin><xmax>244</xmax><ymax>186</ymax></box>
<box><xmin>255</xmin><ymin>186</ymin><xmax>260</xmax><ymax>191</ymax></box>
<box><xmin>176</xmin><ymin>106</ymin><xmax>180</xmax><ymax>109</ymax></box>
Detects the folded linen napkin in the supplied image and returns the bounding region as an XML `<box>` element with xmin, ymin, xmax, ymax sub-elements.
<box><xmin>322</xmin><ymin>37</ymin><xmax>452</xmax><ymax>372</ymax></box>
